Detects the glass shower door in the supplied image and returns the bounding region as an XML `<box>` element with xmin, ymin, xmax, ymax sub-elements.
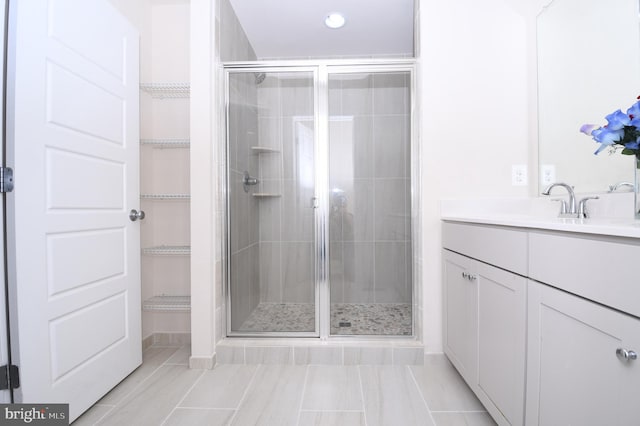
<box><xmin>327</xmin><ymin>70</ymin><xmax>413</xmax><ymax>336</ymax></box>
<box><xmin>226</xmin><ymin>69</ymin><xmax>318</xmax><ymax>335</ymax></box>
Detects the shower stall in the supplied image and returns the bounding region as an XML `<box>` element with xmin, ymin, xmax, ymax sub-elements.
<box><xmin>225</xmin><ymin>62</ymin><xmax>415</xmax><ymax>338</ymax></box>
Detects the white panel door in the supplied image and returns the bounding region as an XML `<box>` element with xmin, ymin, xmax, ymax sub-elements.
<box><xmin>5</xmin><ymin>0</ymin><xmax>141</xmax><ymax>420</ymax></box>
<box><xmin>0</xmin><ymin>0</ymin><xmax>10</xmax><ymax>404</ymax></box>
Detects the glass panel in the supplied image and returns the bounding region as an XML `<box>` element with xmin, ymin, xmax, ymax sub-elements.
<box><xmin>227</xmin><ymin>71</ymin><xmax>316</xmax><ymax>334</ymax></box>
<box><xmin>328</xmin><ymin>71</ymin><xmax>412</xmax><ymax>336</ymax></box>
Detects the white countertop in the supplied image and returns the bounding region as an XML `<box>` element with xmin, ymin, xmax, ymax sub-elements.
<box><xmin>441</xmin><ymin>213</ymin><xmax>640</xmax><ymax>239</ymax></box>
<box><xmin>440</xmin><ymin>195</ymin><xmax>640</xmax><ymax>239</ymax></box>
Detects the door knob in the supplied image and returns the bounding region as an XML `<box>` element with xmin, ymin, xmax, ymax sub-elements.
<box><xmin>129</xmin><ymin>209</ymin><xmax>145</xmax><ymax>221</ymax></box>
<box><xmin>616</xmin><ymin>348</ymin><xmax>638</xmax><ymax>362</ymax></box>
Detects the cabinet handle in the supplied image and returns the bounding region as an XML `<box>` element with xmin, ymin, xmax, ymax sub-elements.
<box><xmin>461</xmin><ymin>272</ymin><xmax>477</xmax><ymax>282</ymax></box>
<box><xmin>616</xmin><ymin>348</ymin><xmax>638</xmax><ymax>362</ymax></box>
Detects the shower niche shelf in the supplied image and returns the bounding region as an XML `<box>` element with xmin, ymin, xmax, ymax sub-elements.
<box><xmin>141</xmin><ymin>139</ymin><xmax>190</xmax><ymax>149</ymax></box>
<box><xmin>251</xmin><ymin>146</ymin><xmax>280</xmax><ymax>154</ymax></box>
<box><xmin>140</xmin><ymin>83</ymin><xmax>190</xmax><ymax>99</ymax></box>
<box><xmin>252</xmin><ymin>193</ymin><xmax>281</xmax><ymax>198</ymax></box>
<box><xmin>141</xmin><ymin>194</ymin><xmax>191</xmax><ymax>200</ymax></box>
<box><xmin>142</xmin><ymin>245</ymin><xmax>191</xmax><ymax>256</ymax></box>
<box><xmin>143</xmin><ymin>295</ymin><xmax>191</xmax><ymax>312</ymax></box>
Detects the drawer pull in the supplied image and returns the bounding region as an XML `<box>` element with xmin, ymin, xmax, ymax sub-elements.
<box><xmin>461</xmin><ymin>272</ymin><xmax>477</xmax><ymax>282</ymax></box>
<box><xmin>616</xmin><ymin>348</ymin><xmax>638</xmax><ymax>362</ymax></box>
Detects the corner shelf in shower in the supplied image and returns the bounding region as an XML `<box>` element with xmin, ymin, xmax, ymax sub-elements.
<box><xmin>141</xmin><ymin>194</ymin><xmax>191</xmax><ymax>200</ymax></box>
<box><xmin>251</xmin><ymin>146</ymin><xmax>280</xmax><ymax>154</ymax></box>
<box><xmin>140</xmin><ymin>83</ymin><xmax>190</xmax><ymax>99</ymax></box>
<box><xmin>252</xmin><ymin>193</ymin><xmax>282</xmax><ymax>198</ymax></box>
<box><xmin>141</xmin><ymin>139</ymin><xmax>190</xmax><ymax>149</ymax></box>
<box><xmin>143</xmin><ymin>295</ymin><xmax>191</xmax><ymax>312</ymax></box>
<box><xmin>142</xmin><ymin>245</ymin><xmax>191</xmax><ymax>256</ymax></box>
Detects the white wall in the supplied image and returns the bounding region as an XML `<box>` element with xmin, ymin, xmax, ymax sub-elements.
<box><xmin>419</xmin><ymin>0</ymin><xmax>541</xmax><ymax>352</ymax></box>
<box><xmin>116</xmin><ymin>0</ymin><xmax>553</xmax><ymax>356</ymax></box>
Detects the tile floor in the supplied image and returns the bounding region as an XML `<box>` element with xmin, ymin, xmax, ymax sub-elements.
<box><xmin>73</xmin><ymin>344</ymin><xmax>496</xmax><ymax>426</ymax></box>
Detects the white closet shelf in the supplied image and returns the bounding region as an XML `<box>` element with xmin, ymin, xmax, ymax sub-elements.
<box><xmin>143</xmin><ymin>295</ymin><xmax>190</xmax><ymax>312</ymax></box>
<box><xmin>141</xmin><ymin>194</ymin><xmax>191</xmax><ymax>200</ymax></box>
<box><xmin>252</xmin><ymin>193</ymin><xmax>282</xmax><ymax>198</ymax></box>
<box><xmin>142</xmin><ymin>245</ymin><xmax>191</xmax><ymax>255</ymax></box>
<box><xmin>141</xmin><ymin>139</ymin><xmax>190</xmax><ymax>148</ymax></box>
<box><xmin>140</xmin><ymin>83</ymin><xmax>190</xmax><ymax>99</ymax></box>
<box><xmin>251</xmin><ymin>146</ymin><xmax>280</xmax><ymax>154</ymax></box>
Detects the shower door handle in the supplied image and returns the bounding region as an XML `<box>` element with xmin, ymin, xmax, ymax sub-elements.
<box><xmin>311</xmin><ymin>197</ymin><xmax>319</xmax><ymax>209</ymax></box>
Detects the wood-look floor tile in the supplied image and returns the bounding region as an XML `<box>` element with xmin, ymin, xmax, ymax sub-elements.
<box><xmin>431</xmin><ymin>411</ymin><xmax>497</xmax><ymax>426</ymax></box>
<box><xmin>360</xmin><ymin>365</ymin><xmax>433</xmax><ymax>426</ymax></box>
<box><xmin>98</xmin><ymin>346</ymin><xmax>182</xmax><ymax>405</ymax></box>
<box><xmin>96</xmin><ymin>365</ymin><xmax>204</xmax><ymax>426</ymax></box>
<box><xmin>230</xmin><ymin>365</ymin><xmax>306</xmax><ymax>426</ymax></box>
<box><xmin>163</xmin><ymin>408</ymin><xmax>235</xmax><ymax>426</ymax></box>
<box><xmin>410</xmin><ymin>355</ymin><xmax>485</xmax><ymax>412</ymax></box>
<box><xmin>302</xmin><ymin>366</ymin><xmax>363</xmax><ymax>411</ymax></box>
<box><xmin>180</xmin><ymin>364</ymin><xmax>257</xmax><ymax>409</ymax></box>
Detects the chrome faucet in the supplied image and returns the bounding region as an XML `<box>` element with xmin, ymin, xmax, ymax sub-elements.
<box><xmin>608</xmin><ymin>182</ymin><xmax>635</xmax><ymax>193</ymax></box>
<box><xmin>577</xmin><ymin>196</ymin><xmax>599</xmax><ymax>219</ymax></box>
<box><xmin>542</xmin><ymin>183</ymin><xmax>577</xmax><ymax>217</ymax></box>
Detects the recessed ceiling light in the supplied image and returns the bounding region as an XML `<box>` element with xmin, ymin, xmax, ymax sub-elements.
<box><xmin>325</xmin><ymin>13</ymin><xmax>345</xmax><ymax>29</ymax></box>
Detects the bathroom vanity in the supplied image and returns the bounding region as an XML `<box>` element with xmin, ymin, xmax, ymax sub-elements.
<box><xmin>442</xmin><ymin>217</ymin><xmax>640</xmax><ymax>426</ymax></box>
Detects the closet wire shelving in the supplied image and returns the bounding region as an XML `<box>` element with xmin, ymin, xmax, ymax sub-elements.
<box><xmin>141</xmin><ymin>138</ymin><xmax>191</xmax><ymax>149</ymax></box>
<box><xmin>140</xmin><ymin>83</ymin><xmax>191</xmax><ymax>313</ymax></box>
<box><xmin>140</xmin><ymin>83</ymin><xmax>190</xmax><ymax>99</ymax></box>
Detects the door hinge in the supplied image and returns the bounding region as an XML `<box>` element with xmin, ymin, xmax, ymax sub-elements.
<box><xmin>0</xmin><ymin>364</ymin><xmax>19</xmax><ymax>390</ymax></box>
<box><xmin>0</xmin><ymin>167</ymin><xmax>14</xmax><ymax>193</ymax></box>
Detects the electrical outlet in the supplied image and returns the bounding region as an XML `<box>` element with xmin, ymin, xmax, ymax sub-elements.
<box><xmin>540</xmin><ymin>164</ymin><xmax>556</xmax><ymax>186</ymax></box>
<box><xmin>512</xmin><ymin>164</ymin><xmax>528</xmax><ymax>186</ymax></box>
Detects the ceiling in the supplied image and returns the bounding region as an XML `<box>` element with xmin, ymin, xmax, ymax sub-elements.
<box><xmin>227</xmin><ymin>0</ymin><xmax>415</xmax><ymax>59</ymax></box>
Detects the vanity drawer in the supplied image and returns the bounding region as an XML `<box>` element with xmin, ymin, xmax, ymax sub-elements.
<box><xmin>442</xmin><ymin>221</ymin><xmax>528</xmax><ymax>275</ymax></box>
<box><xmin>529</xmin><ymin>231</ymin><xmax>640</xmax><ymax>318</ymax></box>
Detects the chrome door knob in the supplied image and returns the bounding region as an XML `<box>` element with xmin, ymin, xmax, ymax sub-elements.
<box><xmin>129</xmin><ymin>209</ymin><xmax>146</xmax><ymax>221</ymax></box>
<box><xmin>616</xmin><ymin>348</ymin><xmax>638</xmax><ymax>362</ymax></box>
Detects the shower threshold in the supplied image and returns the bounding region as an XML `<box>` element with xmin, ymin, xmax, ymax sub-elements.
<box><xmin>238</xmin><ymin>302</ymin><xmax>412</xmax><ymax>336</ymax></box>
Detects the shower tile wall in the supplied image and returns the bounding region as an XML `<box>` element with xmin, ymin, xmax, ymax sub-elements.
<box><xmin>217</xmin><ymin>0</ymin><xmax>257</xmax><ymax>335</ymax></box>
<box><xmin>228</xmin><ymin>74</ymin><xmax>260</xmax><ymax>330</ymax></box>
<box><xmin>328</xmin><ymin>73</ymin><xmax>412</xmax><ymax>307</ymax></box>
<box><xmin>256</xmin><ymin>74</ymin><xmax>315</xmax><ymax>305</ymax></box>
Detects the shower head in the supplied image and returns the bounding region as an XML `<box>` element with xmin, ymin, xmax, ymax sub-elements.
<box><xmin>254</xmin><ymin>72</ymin><xmax>266</xmax><ymax>85</ymax></box>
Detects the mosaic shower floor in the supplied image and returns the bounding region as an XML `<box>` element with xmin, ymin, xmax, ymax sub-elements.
<box><xmin>238</xmin><ymin>302</ymin><xmax>412</xmax><ymax>335</ymax></box>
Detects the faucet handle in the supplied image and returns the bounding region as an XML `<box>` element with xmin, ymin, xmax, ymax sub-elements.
<box><xmin>550</xmin><ymin>198</ymin><xmax>568</xmax><ymax>214</ymax></box>
<box><xmin>577</xmin><ymin>196</ymin><xmax>599</xmax><ymax>219</ymax></box>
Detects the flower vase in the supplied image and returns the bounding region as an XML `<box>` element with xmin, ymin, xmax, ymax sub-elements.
<box><xmin>636</xmin><ymin>155</ymin><xmax>640</xmax><ymax>219</ymax></box>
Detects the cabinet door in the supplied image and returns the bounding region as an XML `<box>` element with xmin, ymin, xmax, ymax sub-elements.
<box><xmin>526</xmin><ymin>281</ymin><xmax>640</xmax><ymax>425</ymax></box>
<box><xmin>442</xmin><ymin>249</ymin><xmax>477</xmax><ymax>383</ymax></box>
<box><xmin>476</xmin><ymin>263</ymin><xmax>526</xmax><ymax>426</ymax></box>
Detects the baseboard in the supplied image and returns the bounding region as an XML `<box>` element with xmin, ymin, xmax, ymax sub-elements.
<box><xmin>142</xmin><ymin>332</ymin><xmax>191</xmax><ymax>351</ymax></box>
<box><xmin>189</xmin><ymin>353</ymin><xmax>216</xmax><ymax>369</ymax></box>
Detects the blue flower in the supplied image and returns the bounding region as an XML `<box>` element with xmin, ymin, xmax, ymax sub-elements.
<box><xmin>591</xmin><ymin>127</ymin><xmax>624</xmax><ymax>154</ymax></box>
<box><xmin>580</xmin><ymin>98</ymin><xmax>640</xmax><ymax>157</ymax></box>
<box><xmin>628</xmin><ymin>101</ymin><xmax>640</xmax><ymax>126</ymax></box>
<box><xmin>580</xmin><ymin>123</ymin><xmax>599</xmax><ymax>135</ymax></box>
<box><xmin>624</xmin><ymin>138</ymin><xmax>640</xmax><ymax>151</ymax></box>
<box><xmin>604</xmin><ymin>109</ymin><xmax>631</xmax><ymax>130</ymax></box>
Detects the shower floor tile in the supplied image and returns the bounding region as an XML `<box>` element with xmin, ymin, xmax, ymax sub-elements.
<box><xmin>238</xmin><ymin>302</ymin><xmax>412</xmax><ymax>335</ymax></box>
<box><xmin>331</xmin><ymin>303</ymin><xmax>412</xmax><ymax>336</ymax></box>
<box><xmin>239</xmin><ymin>303</ymin><xmax>315</xmax><ymax>332</ymax></box>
